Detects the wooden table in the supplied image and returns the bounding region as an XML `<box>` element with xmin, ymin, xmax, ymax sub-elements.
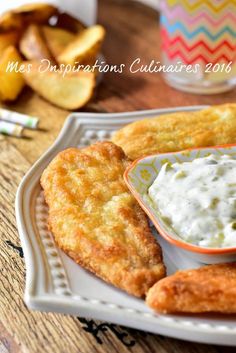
<box><xmin>0</xmin><ymin>0</ymin><xmax>236</xmax><ymax>352</ymax></box>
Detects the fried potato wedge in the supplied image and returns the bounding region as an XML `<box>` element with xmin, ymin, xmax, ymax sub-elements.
<box><xmin>0</xmin><ymin>12</ymin><xmax>22</xmax><ymax>31</ymax></box>
<box><xmin>42</xmin><ymin>26</ymin><xmax>76</xmax><ymax>58</ymax></box>
<box><xmin>19</xmin><ymin>25</ymin><xmax>54</xmax><ymax>61</ymax></box>
<box><xmin>0</xmin><ymin>31</ymin><xmax>19</xmax><ymax>53</ymax></box>
<box><xmin>23</xmin><ymin>61</ymin><xmax>96</xmax><ymax>110</ymax></box>
<box><xmin>55</xmin><ymin>12</ymin><xmax>86</xmax><ymax>33</ymax></box>
<box><xmin>13</xmin><ymin>3</ymin><xmax>57</xmax><ymax>24</ymax></box>
<box><xmin>58</xmin><ymin>25</ymin><xmax>106</xmax><ymax>65</ymax></box>
<box><xmin>0</xmin><ymin>46</ymin><xmax>25</xmax><ymax>101</ymax></box>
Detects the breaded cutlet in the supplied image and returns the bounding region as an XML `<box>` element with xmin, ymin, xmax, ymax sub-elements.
<box><xmin>41</xmin><ymin>141</ymin><xmax>166</xmax><ymax>297</ymax></box>
<box><xmin>146</xmin><ymin>263</ymin><xmax>236</xmax><ymax>313</ymax></box>
<box><xmin>112</xmin><ymin>104</ymin><xmax>236</xmax><ymax>160</ymax></box>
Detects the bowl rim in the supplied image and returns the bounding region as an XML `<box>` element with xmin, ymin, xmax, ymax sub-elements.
<box><xmin>124</xmin><ymin>143</ymin><xmax>236</xmax><ymax>255</ymax></box>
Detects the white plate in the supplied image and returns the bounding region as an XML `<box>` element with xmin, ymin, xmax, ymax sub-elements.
<box><xmin>16</xmin><ymin>106</ymin><xmax>236</xmax><ymax>346</ymax></box>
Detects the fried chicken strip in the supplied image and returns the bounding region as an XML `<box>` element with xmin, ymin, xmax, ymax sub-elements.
<box><xmin>41</xmin><ymin>141</ymin><xmax>165</xmax><ymax>297</ymax></box>
<box><xmin>112</xmin><ymin>104</ymin><xmax>236</xmax><ymax>160</ymax></box>
<box><xmin>146</xmin><ymin>263</ymin><xmax>236</xmax><ymax>314</ymax></box>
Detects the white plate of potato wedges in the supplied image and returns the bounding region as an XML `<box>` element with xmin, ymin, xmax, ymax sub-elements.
<box><xmin>16</xmin><ymin>104</ymin><xmax>236</xmax><ymax>346</ymax></box>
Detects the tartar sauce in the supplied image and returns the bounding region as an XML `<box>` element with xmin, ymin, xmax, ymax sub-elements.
<box><xmin>148</xmin><ymin>154</ymin><xmax>236</xmax><ymax>248</ymax></box>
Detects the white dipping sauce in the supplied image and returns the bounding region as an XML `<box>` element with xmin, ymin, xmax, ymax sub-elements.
<box><xmin>148</xmin><ymin>154</ymin><xmax>236</xmax><ymax>248</ymax></box>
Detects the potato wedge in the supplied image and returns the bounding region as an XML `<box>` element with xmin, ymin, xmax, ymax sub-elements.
<box><xmin>0</xmin><ymin>12</ymin><xmax>22</xmax><ymax>31</ymax></box>
<box><xmin>42</xmin><ymin>26</ymin><xmax>76</xmax><ymax>58</ymax></box>
<box><xmin>19</xmin><ymin>25</ymin><xmax>54</xmax><ymax>61</ymax></box>
<box><xmin>55</xmin><ymin>12</ymin><xmax>86</xmax><ymax>33</ymax></box>
<box><xmin>58</xmin><ymin>25</ymin><xmax>106</xmax><ymax>65</ymax></box>
<box><xmin>0</xmin><ymin>46</ymin><xmax>25</xmax><ymax>101</ymax></box>
<box><xmin>0</xmin><ymin>31</ymin><xmax>19</xmax><ymax>53</ymax></box>
<box><xmin>13</xmin><ymin>3</ymin><xmax>57</xmax><ymax>24</ymax></box>
<box><xmin>23</xmin><ymin>61</ymin><xmax>96</xmax><ymax>110</ymax></box>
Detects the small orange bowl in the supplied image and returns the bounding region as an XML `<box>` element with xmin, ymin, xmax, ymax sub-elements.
<box><xmin>124</xmin><ymin>144</ymin><xmax>236</xmax><ymax>264</ymax></box>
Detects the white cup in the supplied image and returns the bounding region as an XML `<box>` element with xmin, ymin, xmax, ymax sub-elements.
<box><xmin>0</xmin><ymin>0</ymin><xmax>97</xmax><ymax>26</ymax></box>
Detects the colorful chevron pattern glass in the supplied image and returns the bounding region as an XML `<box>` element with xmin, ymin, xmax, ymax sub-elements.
<box><xmin>160</xmin><ymin>0</ymin><xmax>236</xmax><ymax>94</ymax></box>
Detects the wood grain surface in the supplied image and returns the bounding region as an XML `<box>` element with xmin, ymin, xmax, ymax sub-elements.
<box><xmin>0</xmin><ymin>0</ymin><xmax>236</xmax><ymax>352</ymax></box>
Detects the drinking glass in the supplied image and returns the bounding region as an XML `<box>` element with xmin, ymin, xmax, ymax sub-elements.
<box><xmin>160</xmin><ymin>0</ymin><xmax>236</xmax><ymax>94</ymax></box>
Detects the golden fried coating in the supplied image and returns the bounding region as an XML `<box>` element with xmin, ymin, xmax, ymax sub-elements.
<box><xmin>146</xmin><ymin>263</ymin><xmax>236</xmax><ymax>314</ymax></box>
<box><xmin>41</xmin><ymin>141</ymin><xmax>165</xmax><ymax>297</ymax></box>
<box><xmin>112</xmin><ymin>104</ymin><xmax>236</xmax><ymax>160</ymax></box>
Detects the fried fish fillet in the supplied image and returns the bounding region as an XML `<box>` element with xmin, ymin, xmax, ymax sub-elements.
<box><xmin>146</xmin><ymin>263</ymin><xmax>236</xmax><ymax>314</ymax></box>
<box><xmin>41</xmin><ymin>141</ymin><xmax>165</xmax><ymax>297</ymax></box>
<box><xmin>112</xmin><ymin>104</ymin><xmax>236</xmax><ymax>160</ymax></box>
